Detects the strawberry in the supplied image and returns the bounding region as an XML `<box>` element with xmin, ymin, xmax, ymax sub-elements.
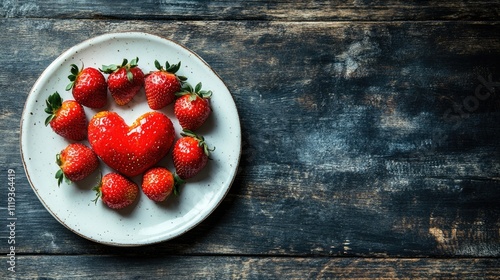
<box><xmin>93</xmin><ymin>173</ymin><xmax>138</xmax><ymax>209</ymax></box>
<box><xmin>44</xmin><ymin>91</ymin><xmax>87</xmax><ymax>141</ymax></box>
<box><xmin>88</xmin><ymin>111</ymin><xmax>175</xmax><ymax>177</ymax></box>
<box><xmin>66</xmin><ymin>63</ymin><xmax>107</xmax><ymax>108</ymax></box>
<box><xmin>172</xmin><ymin>130</ymin><xmax>214</xmax><ymax>179</ymax></box>
<box><xmin>174</xmin><ymin>82</ymin><xmax>212</xmax><ymax>131</ymax></box>
<box><xmin>144</xmin><ymin>60</ymin><xmax>187</xmax><ymax>110</ymax></box>
<box><xmin>101</xmin><ymin>57</ymin><xmax>144</xmax><ymax>105</ymax></box>
<box><xmin>55</xmin><ymin>143</ymin><xmax>99</xmax><ymax>186</ymax></box>
<box><xmin>142</xmin><ymin>167</ymin><xmax>185</xmax><ymax>202</ymax></box>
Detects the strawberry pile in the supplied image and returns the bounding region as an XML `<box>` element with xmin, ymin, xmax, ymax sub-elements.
<box><xmin>45</xmin><ymin>57</ymin><xmax>214</xmax><ymax>210</ymax></box>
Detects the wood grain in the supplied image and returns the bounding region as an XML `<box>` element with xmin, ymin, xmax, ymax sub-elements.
<box><xmin>0</xmin><ymin>1</ymin><xmax>499</xmax><ymax>21</ymax></box>
<box><xmin>11</xmin><ymin>256</ymin><xmax>500</xmax><ymax>279</ymax></box>
<box><xmin>1</xmin><ymin>19</ymin><xmax>499</xmax><ymax>262</ymax></box>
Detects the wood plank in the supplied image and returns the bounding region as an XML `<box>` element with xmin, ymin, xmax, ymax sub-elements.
<box><xmin>0</xmin><ymin>0</ymin><xmax>499</xmax><ymax>21</ymax></box>
<box><xmin>1</xmin><ymin>19</ymin><xmax>500</xmax><ymax>257</ymax></box>
<box><xmin>3</xmin><ymin>256</ymin><xmax>499</xmax><ymax>279</ymax></box>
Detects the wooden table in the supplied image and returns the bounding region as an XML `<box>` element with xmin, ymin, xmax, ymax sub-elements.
<box><xmin>2</xmin><ymin>1</ymin><xmax>500</xmax><ymax>278</ymax></box>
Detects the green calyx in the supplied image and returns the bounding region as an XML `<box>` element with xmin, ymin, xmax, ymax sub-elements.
<box><xmin>44</xmin><ymin>92</ymin><xmax>63</xmax><ymax>126</ymax></box>
<box><xmin>55</xmin><ymin>169</ymin><xmax>67</xmax><ymax>186</ymax></box>
<box><xmin>176</xmin><ymin>82</ymin><xmax>212</xmax><ymax>101</ymax></box>
<box><xmin>100</xmin><ymin>57</ymin><xmax>139</xmax><ymax>82</ymax></box>
<box><xmin>154</xmin><ymin>60</ymin><xmax>187</xmax><ymax>82</ymax></box>
<box><xmin>66</xmin><ymin>63</ymin><xmax>83</xmax><ymax>91</ymax></box>
<box><xmin>91</xmin><ymin>173</ymin><xmax>103</xmax><ymax>205</ymax></box>
<box><xmin>180</xmin><ymin>129</ymin><xmax>215</xmax><ymax>157</ymax></box>
<box><xmin>55</xmin><ymin>153</ymin><xmax>70</xmax><ymax>187</ymax></box>
<box><xmin>173</xmin><ymin>172</ymin><xmax>186</xmax><ymax>196</ymax></box>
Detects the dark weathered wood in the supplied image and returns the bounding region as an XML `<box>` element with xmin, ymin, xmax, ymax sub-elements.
<box><xmin>1</xmin><ymin>19</ymin><xmax>499</xmax><ymax>260</ymax></box>
<box><xmin>0</xmin><ymin>0</ymin><xmax>499</xmax><ymax>21</ymax></box>
<box><xmin>7</xmin><ymin>256</ymin><xmax>500</xmax><ymax>279</ymax></box>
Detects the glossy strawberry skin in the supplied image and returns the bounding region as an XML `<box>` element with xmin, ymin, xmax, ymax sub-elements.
<box><xmin>56</xmin><ymin>143</ymin><xmax>99</xmax><ymax>185</ymax></box>
<box><xmin>142</xmin><ymin>167</ymin><xmax>175</xmax><ymax>202</ymax></box>
<box><xmin>144</xmin><ymin>71</ymin><xmax>180</xmax><ymax>109</ymax></box>
<box><xmin>97</xmin><ymin>173</ymin><xmax>138</xmax><ymax>209</ymax></box>
<box><xmin>51</xmin><ymin>101</ymin><xmax>87</xmax><ymax>140</ymax></box>
<box><xmin>107</xmin><ymin>67</ymin><xmax>144</xmax><ymax>105</ymax></box>
<box><xmin>101</xmin><ymin>58</ymin><xmax>145</xmax><ymax>106</ymax></box>
<box><xmin>45</xmin><ymin>92</ymin><xmax>87</xmax><ymax>141</ymax></box>
<box><xmin>174</xmin><ymin>94</ymin><xmax>211</xmax><ymax>131</ymax></box>
<box><xmin>172</xmin><ymin>132</ymin><xmax>210</xmax><ymax>179</ymax></box>
<box><xmin>88</xmin><ymin>111</ymin><xmax>175</xmax><ymax>177</ymax></box>
<box><xmin>69</xmin><ymin>66</ymin><xmax>107</xmax><ymax>108</ymax></box>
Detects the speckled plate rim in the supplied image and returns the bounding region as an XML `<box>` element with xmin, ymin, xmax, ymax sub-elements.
<box><xmin>20</xmin><ymin>32</ymin><xmax>241</xmax><ymax>246</ymax></box>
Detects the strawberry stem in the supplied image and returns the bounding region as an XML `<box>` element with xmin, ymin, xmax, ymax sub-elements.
<box><xmin>91</xmin><ymin>173</ymin><xmax>103</xmax><ymax>205</ymax></box>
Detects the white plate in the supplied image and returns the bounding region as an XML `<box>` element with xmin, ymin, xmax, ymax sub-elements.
<box><xmin>20</xmin><ymin>32</ymin><xmax>241</xmax><ymax>246</ymax></box>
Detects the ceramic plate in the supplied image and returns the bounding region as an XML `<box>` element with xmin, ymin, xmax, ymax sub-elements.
<box><xmin>20</xmin><ymin>32</ymin><xmax>241</xmax><ymax>246</ymax></box>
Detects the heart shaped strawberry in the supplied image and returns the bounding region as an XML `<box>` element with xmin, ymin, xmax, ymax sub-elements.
<box><xmin>88</xmin><ymin>111</ymin><xmax>175</xmax><ymax>177</ymax></box>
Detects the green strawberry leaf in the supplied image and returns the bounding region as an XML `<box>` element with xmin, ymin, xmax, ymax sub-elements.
<box><xmin>65</xmin><ymin>80</ymin><xmax>75</xmax><ymax>91</ymax></box>
<box><xmin>173</xmin><ymin>173</ymin><xmax>185</xmax><ymax>196</ymax></box>
<box><xmin>44</xmin><ymin>115</ymin><xmax>55</xmax><ymax>126</ymax></box>
<box><xmin>129</xmin><ymin>57</ymin><xmax>139</xmax><ymax>68</ymax></box>
<box><xmin>55</xmin><ymin>169</ymin><xmax>64</xmax><ymax>186</ymax></box>
<box><xmin>195</xmin><ymin>82</ymin><xmax>202</xmax><ymax>93</ymax></box>
<box><xmin>180</xmin><ymin>129</ymin><xmax>214</xmax><ymax>157</ymax></box>
<box><xmin>154</xmin><ymin>60</ymin><xmax>162</xmax><ymax>70</ymax></box>
<box><xmin>100</xmin><ymin>64</ymin><xmax>118</xmax><ymax>73</ymax></box>
<box><xmin>44</xmin><ymin>92</ymin><xmax>63</xmax><ymax>126</ymax></box>
<box><xmin>91</xmin><ymin>173</ymin><xmax>103</xmax><ymax>205</ymax></box>
<box><xmin>56</xmin><ymin>153</ymin><xmax>62</xmax><ymax>166</ymax></box>
<box><xmin>70</xmin><ymin>63</ymin><xmax>80</xmax><ymax>76</ymax></box>
<box><xmin>181</xmin><ymin>82</ymin><xmax>194</xmax><ymax>92</ymax></box>
<box><xmin>200</xmin><ymin>90</ymin><xmax>213</xmax><ymax>99</ymax></box>
<box><xmin>126</xmin><ymin>69</ymin><xmax>134</xmax><ymax>82</ymax></box>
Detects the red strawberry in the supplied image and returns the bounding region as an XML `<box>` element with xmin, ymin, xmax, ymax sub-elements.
<box><xmin>88</xmin><ymin>111</ymin><xmax>175</xmax><ymax>177</ymax></box>
<box><xmin>93</xmin><ymin>173</ymin><xmax>138</xmax><ymax>209</ymax></box>
<box><xmin>55</xmin><ymin>143</ymin><xmax>99</xmax><ymax>186</ymax></box>
<box><xmin>101</xmin><ymin>57</ymin><xmax>144</xmax><ymax>105</ymax></box>
<box><xmin>172</xmin><ymin>130</ymin><xmax>214</xmax><ymax>179</ymax></box>
<box><xmin>144</xmin><ymin>60</ymin><xmax>187</xmax><ymax>110</ymax></box>
<box><xmin>142</xmin><ymin>167</ymin><xmax>185</xmax><ymax>202</ymax></box>
<box><xmin>174</xmin><ymin>82</ymin><xmax>212</xmax><ymax>131</ymax></box>
<box><xmin>45</xmin><ymin>91</ymin><xmax>87</xmax><ymax>141</ymax></box>
<box><xmin>66</xmin><ymin>63</ymin><xmax>107</xmax><ymax>108</ymax></box>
